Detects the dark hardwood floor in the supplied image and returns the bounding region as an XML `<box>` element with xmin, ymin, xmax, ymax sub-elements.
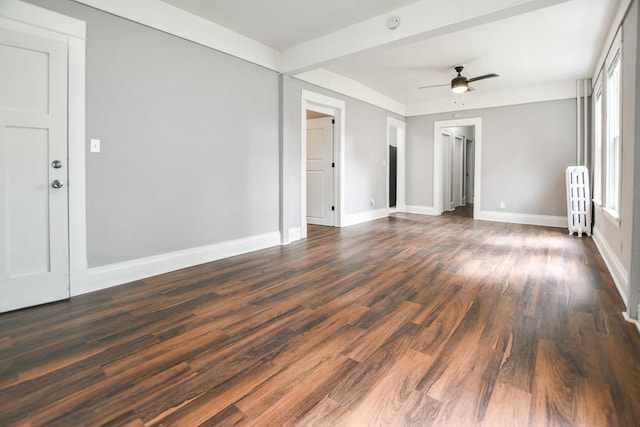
<box><xmin>1</xmin><ymin>213</ymin><xmax>639</xmax><ymax>426</ymax></box>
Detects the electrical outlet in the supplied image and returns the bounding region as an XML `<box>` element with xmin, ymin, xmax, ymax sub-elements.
<box><xmin>500</xmin><ymin>202</ymin><xmax>506</xmax><ymax>209</ymax></box>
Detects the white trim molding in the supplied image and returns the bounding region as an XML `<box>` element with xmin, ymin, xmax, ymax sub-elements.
<box><xmin>67</xmin><ymin>33</ymin><xmax>88</xmax><ymax>296</ymax></box>
<box><xmin>405</xmin><ymin>205</ymin><xmax>438</xmax><ymax>216</ymax></box>
<box><xmin>475</xmin><ymin>211</ymin><xmax>567</xmax><ymax>228</ymax></box>
<box><xmin>86</xmin><ymin>231</ymin><xmax>281</xmax><ymax>294</ymax></box>
<box><xmin>593</xmin><ymin>226</ymin><xmax>629</xmax><ymax>307</ymax></box>
<box><xmin>343</xmin><ymin>208</ymin><xmax>389</xmax><ymax>227</ymax></box>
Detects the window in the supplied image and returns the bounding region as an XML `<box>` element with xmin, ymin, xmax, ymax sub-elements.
<box><xmin>592</xmin><ymin>84</ymin><xmax>602</xmax><ymax>205</ymax></box>
<box><xmin>605</xmin><ymin>46</ymin><xmax>621</xmax><ymax>216</ymax></box>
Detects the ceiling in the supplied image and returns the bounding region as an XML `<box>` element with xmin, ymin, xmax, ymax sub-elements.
<box><xmin>159</xmin><ymin>0</ymin><xmax>620</xmax><ymax>113</ymax></box>
<box><xmin>160</xmin><ymin>0</ymin><xmax>424</xmax><ymax>50</ymax></box>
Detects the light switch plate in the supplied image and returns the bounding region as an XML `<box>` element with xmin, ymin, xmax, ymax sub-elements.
<box><xmin>90</xmin><ymin>139</ymin><xmax>101</xmax><ymax>153</ymax></box>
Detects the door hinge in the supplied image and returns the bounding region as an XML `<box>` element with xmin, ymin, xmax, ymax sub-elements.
<box><xmin>332</xmin><ymin>162</ymin><xmax>335</xmax><ymax>168</ymax></box>
<box><xmin>331</xmin><ymin>206</ymin><xmax>335</xmax><ymax>211</ymax></box>
<box><xmin>332</xmin><ymin>119</ymin><xmax>335</xmax><ymax>124</ymax></box>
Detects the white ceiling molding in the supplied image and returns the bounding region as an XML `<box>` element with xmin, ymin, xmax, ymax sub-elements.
<box><xmin>71</xmin><ymin>0</ymin><xmax>280</xmax><ymax>71</ymax></box>
<box><xmin>279</xmin><ymin>0</ymin><xmax>570</xmax><ymax>74</ymax></box>
<box><xmin>405</xmin><ymin>80</ymin><xmax>576</xmax><ymax>116</ymax></box>
<box><xmin>295</xmin><ymin>69</ymin><xmax>406</xmax><ymax>116</ymax></box>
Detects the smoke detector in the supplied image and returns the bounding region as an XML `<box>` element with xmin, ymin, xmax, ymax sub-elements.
<box><xmin>386</xmin><ymin>16</ymin><xmax>400</xmax><ymax>30</ymax></box>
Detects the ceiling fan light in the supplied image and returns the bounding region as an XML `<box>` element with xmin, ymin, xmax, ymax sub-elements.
<box><xmin>451</xmin><ymin>82</ymin><xmax>468</xmax><ymax>94</ymax></box>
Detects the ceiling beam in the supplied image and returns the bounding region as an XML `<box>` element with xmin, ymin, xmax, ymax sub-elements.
<box><xmin>281</xmin><ymin>0</ymin><xmax>570</xmax><ymax>74</ymax></box>
<box><xmin>71</xmin><ymin>0</ymin><xmax>280</xmax><ymax>71</ymax></box>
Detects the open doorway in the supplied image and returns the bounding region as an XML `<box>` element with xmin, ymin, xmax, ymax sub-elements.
<box><xmin>387</xmin><ymin>118</ymin><xmax>406</xmax><ymax>212</ymax></box>
<box><xmin>433</xmin><ymin>118</ymin><xmax>482</xmax><ymax>219</ymax></box>
<box><xmin>441</xmin><ymin>126</ymin><xmax>474</xmax><ymax>217</ymax></box>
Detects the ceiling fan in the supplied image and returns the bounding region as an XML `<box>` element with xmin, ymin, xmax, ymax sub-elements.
<box><xmin>419</xmin><ymin>66</ymin><xmax>499</xmax><ymax>94</ymax></box>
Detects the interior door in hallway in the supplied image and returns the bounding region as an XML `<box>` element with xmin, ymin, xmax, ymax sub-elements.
<box><xmin>0</xmin><ymin>27</ymin><xmax>70</xmax><ymax>312</ymax></box>
<box><xmin>306</xmin><ymin>117</ymin><xmax>334</xmax><ymax>226</ymax></box>
<box><xmin>441</xmin><ymin>131</ymin><xmax>454</xmax><ymax>212</ymax></box>
<box><xmin>453</xmin><ymin>134</ymin><xmax>465</xmax><ymax>208</ymax></box>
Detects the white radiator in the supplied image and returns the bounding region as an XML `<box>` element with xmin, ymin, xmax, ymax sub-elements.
<box><xmin>566</xmin><ymin>166</ymin><xmax>591</xmax><ymax>237</ymax></box>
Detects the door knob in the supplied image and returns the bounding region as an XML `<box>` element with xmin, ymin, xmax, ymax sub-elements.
<box><xmin>51</xmin><ymin>180</ymin><xmax>64</xmax><ymax>189</ymax></box>
<box><xmin>51</xmin><ymin>160</ymin><xmax>63</xmax><ymax>169</ymax></box>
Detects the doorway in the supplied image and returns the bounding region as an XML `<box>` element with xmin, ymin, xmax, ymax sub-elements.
<box><xmin>440</xmin><ymin>126</ymin><xmax>474</xmax><ymax>214</ymax></box>
<box><xmin>389</xmin><ymin>144</ymin><xmax>397</xmax><ymax>209</ymax></box>
<box><xmin>387</xmin><ymin>118</ymin><xmax>406</xmax><ymax>212</ymax></box>
<box><xmin>301</xmin><ymin>90</ymin><xmax>345</xmax><ymax>239</ymax></box>
<box><xmin>434</xmin><ymin>118</ymin><xmax>482</xmax><ymax>218</ymax></box>
<box><xmin>305</xmin><ymin>110</ymin><xmax>334</xmax><ymax>227</ymax></box>
<box><xmin>0</xmin><ymin>3</ymin><xmax>86</xmax><ymax>311</ymax></box>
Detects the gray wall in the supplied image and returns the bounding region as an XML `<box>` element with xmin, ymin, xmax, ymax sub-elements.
<box><xmin>27</xmin><ymin>0</ymin><xmax>280</xmax><ymax>267</ymax></box>
<box><xmin>281</xmin><ymin>76</ymin><xmax>404</xmax><ymax>238</ymax></box>
<box><xmin>406</xmin><ymin>99</ymin><xmax>576</xmax><ymax>216</ymax></box>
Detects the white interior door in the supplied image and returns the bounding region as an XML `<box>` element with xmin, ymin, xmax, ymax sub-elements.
<box><xmin>453</xmin><ymin>135</ymin><xmax>465</xmax><ymax>207</ymax></box>
<box><xmin>461</xmin><ymin>136</ymin><xmax>467</xmax><ymax>205</ymax></box>
<box><xmin>441</xmin><ymin>131</ymin><xmax>454</xmax><ymax>212</ymax></box>
<box><xmin>466</xmin><ymin>140</ymin><xmax>475</xmax><ymax>204</ymax></box>
<box><xmin>0</xmin><ymin>27</ymin><xmax>70</xmax><ymax>312</ymax></box>
<box><xmin>306</xmin><ymin>117</ymin><xmax>334</xmax><ymax>226</ymax></box>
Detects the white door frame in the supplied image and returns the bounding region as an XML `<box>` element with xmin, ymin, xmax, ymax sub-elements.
<box><xmin>441</xmin><ymin>130</ymin><xmax>454</xmax><ymax>212</ymax></box>
<box><xmin>434</xmin><ymin>117</ymin><xmax>482</xmax><ymax>218</ymax></box>
<box><xmin>1</xmin><ymin>1</ymin><xmax>87</xmax><ymax>296</ymax></box>
<box><xmin>387</xmin><ymin>117</ymin><xmax>406</xmax><ymax>212</ymax></box>
<box><xmin>301</xmin><ymin>90</ymin><xmax>345</xmax><ymax>238</ymax></box>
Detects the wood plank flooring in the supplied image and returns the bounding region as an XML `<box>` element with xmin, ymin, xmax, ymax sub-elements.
<box><xmin>1</xmin><ymin>211</ymin><xmax>639</xmax><ymax>426</ymax></box>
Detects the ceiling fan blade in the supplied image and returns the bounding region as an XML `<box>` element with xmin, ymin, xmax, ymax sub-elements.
<box><xmin>418</xmin><ymin>83</ymin><xmax>449</xmax><ymax>89</ymax></box>
<box><xmin>467</xmin><ymin>73</ymin><xmax>499</xmax><ymax>83</ymax></box>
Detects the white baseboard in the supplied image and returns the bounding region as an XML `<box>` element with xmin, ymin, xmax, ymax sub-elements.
<box><xmin>284</xmin><ymin>227</ymin><xmax>302</xmax><ymax>244</ymax></box>
<box><xmin>405</xmin><ymin>205</ymin><xmax>438</xmax><ymax>216</ymax></box>
<box><xmin>476</xmin><ymin>210</ymin><xmax>567</xmax><ymax>228</ymax></box>
<box><xmin>593</xmin><ymin>226</ymin><xmax>629</xmax><ymax>307</ymax></box>
<box><xmin>342</xmin><ymin>208</ymin><xmax>389</xmax><ymax>227</ymax></box>
<box><xmin>622</xmin><ymin>312</ymin><xmax>640</xmax><ymax>334</ymax></box>
<box><xmin>83</xmin><ymin>231</ymin><xmax>281</xmax><ymax>295</ymax></box>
